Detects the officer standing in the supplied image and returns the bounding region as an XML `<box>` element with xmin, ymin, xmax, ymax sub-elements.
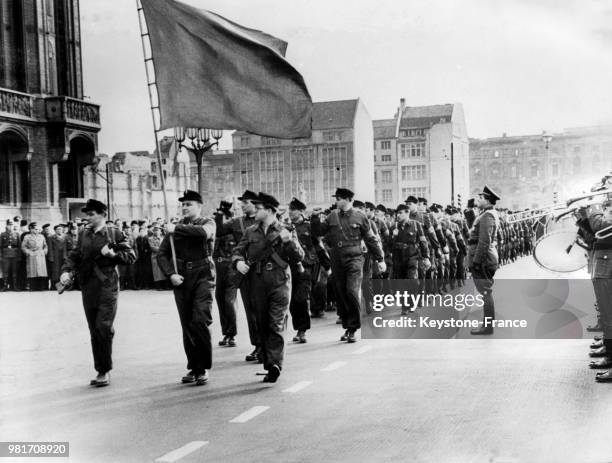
<box><xmin>216</xmin><ymin>190</ymin><xmax>261</xmax><ymax>362</ymax></box>
<box><xmin>0</xmin><ymin>220</ymin><xmax>20</xmax><ymax>291</ymax></box>
<box><xmin>580</xmin><ymin>198</ymin><xmax>612</xmax><ymax>380</ymax></box>
<box><xmin>467</xmin><ymin>185</ymin><xmax>501</xmax><ymax>335</ymax></box>
<box><xmin>232</xmin><ymin>193</ymin><xmax>305</xmax><ymax>383</ymax></box>
<box><xmin>60</xmin><ymin>199</ymin><xmax>136</xmax><ymax>387</ymax></box>
<box><xmin>311</xmin><ymin>188</ymin><xmax>385</xmax><ymax>343</ymax></box>
<box><xmin>157</xmin><ymin>190</ymin><xmax>216</xmax><ymax>386</ymax></box>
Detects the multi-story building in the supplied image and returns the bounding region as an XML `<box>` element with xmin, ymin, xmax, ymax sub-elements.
<box><xmin>0</xmin><ymin>0</ymin><xmax>102</xmax><ymax>221</ymax></box>
<box><xmin>469</xmin><ymin>126</ymin><xmax>612</xmax><ymax>210</ymax></box>
<box><xmin>373</xmin><ymin>99</ymin><xmax>469</xmax><ymax>209</ymax></box>
<box><xmin>223</xmin><ymin>98</ymin><xmax>374</xmax><ymax>209</ymax></box>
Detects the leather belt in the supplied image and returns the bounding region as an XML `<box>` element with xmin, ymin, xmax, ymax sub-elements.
<box><xmin>335</xmin><ymin>240</ymin><xmax>360</xmax><ymax>248</ymax></box>
<box><xmin>177</xmin><ymin>258</ymin><xmax>208</xmax><ymax>270</ymax></box>
<box><xmin>215</xmin><ymin>256</ymin><xmax>232</xmax><ymax>263</ymax></box>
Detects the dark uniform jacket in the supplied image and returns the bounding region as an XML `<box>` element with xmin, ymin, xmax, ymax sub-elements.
<box><xmin>0</xmin><ymin>230</ymin><xmax>21</xmax><ymax>259</ymax></box>
<box><xmin>391</xmin><ymin>219</ymin><xmax>429</xmax><ymax>258</ymax></box>
<box><xmin>232</xmin><ymin>220</ymin><xmax>305</xmax><ymax>272</ymax></box>
<box><xmin>216</xmin><ymin>214</ymin><xmax>256</xmax><ymax>244</ymax></box>
<box><xmin>290</xmin><ymin>218</ymin><xmax>318</xmax><ymax>266</ymax></box>
<box><xmin>61</xmin><ymin>225</ymin><xmax>136</xmax><ymax>283</ymax></box>
<box><xmin>588</xmin><ymin>209</ymin><xmax>612</xmax><ymax>278</ymax></box>
<box><xmin>467</xmin><ymin>206</ymin><xmax>499</xmax><ymax>268</ymax></box>
<box><xmin>311</xmin><ymin>208</ymin><xmax>384</xmax><ymax>262</ymax></box>
<box><xmin>157</xmin><ymin>217</ymin><xmax>216</xmax><ymax>277</ymax></box>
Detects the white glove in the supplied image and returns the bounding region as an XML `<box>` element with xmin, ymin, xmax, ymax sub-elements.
<box><xmin>169</xmin><ymin>274</ymin><xmax>184</xmax><ymax>286</ymax></box>
<box><xmin>378</xmin><ymin>261</ymin><xmax>387</xmax><ymax>274</ymax></box>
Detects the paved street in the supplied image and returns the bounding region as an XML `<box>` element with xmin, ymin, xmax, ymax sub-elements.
<box><xmin>1</xmin><ymin>256</ymin><xmax>610</xmax><ymax>463</ymax></box>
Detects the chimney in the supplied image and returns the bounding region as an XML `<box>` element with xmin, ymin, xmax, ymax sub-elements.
<box><xmin>395</xmin><ymin>97</ymin><xmax>406</xmax><ymax>138</ymax></box>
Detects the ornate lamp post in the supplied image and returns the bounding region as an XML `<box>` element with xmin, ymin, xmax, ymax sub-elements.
<box><xmin>174</xmin><ymin>127</ymin><xmax>223</xmax><ymax>195</ymax></box>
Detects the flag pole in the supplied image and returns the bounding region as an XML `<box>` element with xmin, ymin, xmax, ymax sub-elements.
<box><xmin>136</xmin><ymin>0</ymin><xmax>178</xmax><ymax>275</ymax></box>
<box><xmin>136</xmin><ymin>0</ymin><xmax>169</xmax><ymax>220</ymax></box>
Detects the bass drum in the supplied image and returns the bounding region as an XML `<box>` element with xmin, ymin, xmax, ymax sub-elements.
<box><xmin>532</xmin><ymin>215</ymin><xmax>587</xmax><ymax>273</ymax></box>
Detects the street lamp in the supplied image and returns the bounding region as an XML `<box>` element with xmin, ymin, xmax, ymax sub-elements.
<box><xmin>174</xmin><ymin>127</ymin><xmax>223</xmax><ymax>195</ymax></box>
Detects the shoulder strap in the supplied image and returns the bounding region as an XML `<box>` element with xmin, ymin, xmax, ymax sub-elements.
<box><xmin>239</xmin><ymin>217</ymin><xmax>245</xmax><ymax>234</ymax></box>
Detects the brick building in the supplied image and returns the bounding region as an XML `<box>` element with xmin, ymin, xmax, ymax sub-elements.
<box><xmin>469</xmin><ymin>126</ymin><xmax>612</xmax><ymax>210</ymax></box>
<box><xmin>373</xmin><ymin>99</ymin><xmax>470</xmax><ymax>209</ymax></box>
<box><xmin>0</xmin><ymin>0</ymin><xmax>101</xmax><ymax>222</ymax></box>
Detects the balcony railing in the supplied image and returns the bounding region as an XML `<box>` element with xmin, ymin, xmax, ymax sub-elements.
<box><xmin>45</xmin><ymin>96</ymin><xmax>101</xmax><ymax>129</ymax></box>
<box><xmin>0</xmin><ymin>88</ymin><xmax>34</xmax><ymax>120</ymax></box>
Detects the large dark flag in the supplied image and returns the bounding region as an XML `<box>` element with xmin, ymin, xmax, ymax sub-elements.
<box><xmin>140</xmin><ymin>0</ymin><xmax>312</xmax><ymax>138</ymax></box>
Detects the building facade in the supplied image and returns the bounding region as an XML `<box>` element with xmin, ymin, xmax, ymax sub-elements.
<box><xmin>198</xmin><ymin>99</ymin><xmax>375</xmax><ymax>210</ymax></box>
<box><xmin>469</xmin><ymin>126</ymin><xmax>612</xmax><ymax>210</ymax></box>
<box><xmin>0</xmin><ymin>0</ymin><xmax>101</xmax><ymax>222</ymax></box>
<box><xmin>373</xmin><ymin>99</ymin><xmax>470</xmax><ymax>209</ymax></box>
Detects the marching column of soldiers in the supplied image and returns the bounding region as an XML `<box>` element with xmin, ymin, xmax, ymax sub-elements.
<box><xmin>59</xmin><ymin>184</ymin><xmax>540</xmax><ymax>387</ymax></box>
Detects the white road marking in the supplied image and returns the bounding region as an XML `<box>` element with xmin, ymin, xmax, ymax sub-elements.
<box><xmin>229</xmin><ymin>406</ymin><xmax>270</xmax><ymax>423</ymax></box>
<box><xmin>352</xmin><ymin>345</ymin><xmax>372</xmax><ymax>354</ymax></box>
<box><xmin>282</xmin><ymin>381</ymin><xmax>313</xmax><ymax>393</ymax></box>
<box><xmin>155</xmin><ymin>441</ymin><xmax>208</xmax><ymax>462</ymax></box>
<box><xmin>321</xmin><ymin>361</ymin><xmax>347</xmax><ymax>372</ymax></box>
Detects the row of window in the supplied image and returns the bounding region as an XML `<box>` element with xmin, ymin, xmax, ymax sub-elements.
<box><xmin>479</xmin><ymin>144</ymin><xmax>612</xmax><ymax>158</ymax></box>
<box><xmin>375</xmin><ymin>165</ymin><xmax>428</xmax><ymax>184</ymax></box>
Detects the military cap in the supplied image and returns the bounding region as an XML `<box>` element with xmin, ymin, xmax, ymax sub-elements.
<box><xmin>467</xmin><ymin>198</ymin><xmax>475</xmax><ymax>208</ymax></box>
<box><xmin>479</xmin><ymin>185</ymin><xmax>501</xmax><ymax>204</ymax></box>
<box><xmin>254</xmin><ymin>192</ymin><xmax>280</xmax><ymax>210</ymax></box>
<box><xmin>28</xmin><ymin>222</ymin><xmax>37</xmax><ymax>229</ymax></box>
<box><xmin>445</xmin><ymin>206</ymin><xmax>455</xmax><ymax>215</ymax></box>
<box><xmin>364</xmin><ymin>201</ymin><xmax>376</xmax><ymax>210</ymax></box>
<box><xmin>6</xmin><ymin>219</ymin><xmax>12</xmax><ymax>225</ymax></box>
<box><xmin>81</xmin><ymin>199</ymin><xmax>107</xmax><ymax>214</ymax></box>
<box><xmin>238</xmin><ymin>190</ymin><xmax>258</xmax><ymax>202</ymax></box>
<box><xmin>418</xmin><ymin>197</ymin><xmax>428</xmax><ymax>205</ymax></box>
<box><xmin>130</xmin><ymin>220</ymin><xmax>139</xmax><ymax>226</ymax></box>
<box><xmin>396</xmin><ymin>204</ymin><xmax>409</xmax><ymax>213</ymax></box>
<box><xmin>376</xmin><ymin>204</ymin><xmax>387</xmax><ymax>213</ymax></box>
<box><xmin>178</xmin><ymin>189</ymin><xmax>203</xmax><ymax>203</ymax></box>
<box><xmin>42</xmin><ymin>223</ymin><xmax>50</xmax><ymax>229</ymax></box>
<box><xmin>13</xmin><ymin>216</ymin><xmax>21</xmax><ymax>222</ymax></box>
<box><xmin>405</xmin><ymin>195</ymin><xmax>418</xmax><ymax>204</ymax></box>
<box><xmin>332</xmin><ymin>188</ymin><xmax>354</xmax><ymax>200</ymax></box>
<box><xmin>353</xmin><ymin>200</ymin><xmax>365</xmax><ymax>209</ymax></box>
<box><xmin>289</xmin><ymin>197</ymin><xmax>307</xmax><ymax>211</ymax></box>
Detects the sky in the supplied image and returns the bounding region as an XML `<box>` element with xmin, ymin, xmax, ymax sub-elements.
<box><xmin>80</xmin><ymin>0</ymin><xmax>612</xmax><ymax>155</ymax></box>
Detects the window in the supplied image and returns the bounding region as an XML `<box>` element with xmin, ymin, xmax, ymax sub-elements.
<box><xmin>239</xmin><ymin>152</ymin><xmax>255</xmax><ymax>191</ymax></box>
<box><xmin>259</xmin><ymin>150</ymin><xmax>284</xmax><ymax>198</ymax></box>
<box><xmin>401</xmin><ymin>165</ymin><xmax>426</xmax><ymax>181</ymax></box>
<box><xmin>382</xmin><ymin>170</ymin><xmax>392</xmax><ymax>183</ymax></box>
<box><xmin>262</xmin><ymin>137</ymin><xmax>280</xmax><ymax>146</ymax></box>
<box><xmin>573</xmin><ymin>146</ymin><xmax>581</xmax><ymax>154</ymax></box>
<box><xmin>530</xmin><ymin>163</ymin><xmax>539</xmax><ymax>177</ymax></box>
<box><xmin>323</xmin><ymin>131</ymin><xmax>344</xmax><ymax>142</ymax></box>
<box><xmin>400</xmin><ymin>130</ymin><xmax>408</xmax><ymax>137</ymax></box>
<box><xmin>382</xmin><ymin>189</ymin><xmax>392</xmax><ymax>202</ymax></box>
<box><xmin>552</xmin><ymin>163</ymin><xmax>559</xmax><ymax>177</ymax></box>
<box><xmin>322</xmin><ymin>146</ymin><xmax>348</xmax><ymax>198</ymax></box>
<box><xmin>530</xmin><ymin>148</ymin><xmax>538</xmax><ymax>155</ymax></box>
<box><xmin>381</xmin><ymin>154</ymin><xmax>392</xmax><ymax>162</ymax></box>
<box><xmin>402</xmin><ymin>187</ymin><xmax>427</xmax><ymax>198</ymax></box>
<box><xmin>373</xmin><ymin>171</ymin><xmax>377</xmax><ymax>183</ymax></box>
<box><xmin>151</xmin><ymin>161</ymin><xmax>157</xmax><ymax>172</ymax></box>
<box><xmin>400</xmin><ymin>143</ymin><xmax>425</xmax><ymax>159</ymax></box>
<box><xmin>240</xmin><ymin>136</ymin><xmax>250</xmax><ymax>147</ymax></box>
<box><xmin>381</xmin><ymin>141</ymin><xmax>391</xmax><ymax>150</ymax></box>
<box><xmin>490</xmin><ymin>162</ymin><xmax>501</xmax><ymax>178</ymax></box>
<box><xmin>494</xmin><ymin>151</ymin><xmax>499</xmax><ymax>158</ymax></box>
<box><xmin>290</xmin><ymin>148</ymin><xmax>317</xmax><ymax>201</ymax></box>
<box><xmin>151</xmin><ymin>175</ymin><xmax>158</xmax><ymax>188</ymax></box>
